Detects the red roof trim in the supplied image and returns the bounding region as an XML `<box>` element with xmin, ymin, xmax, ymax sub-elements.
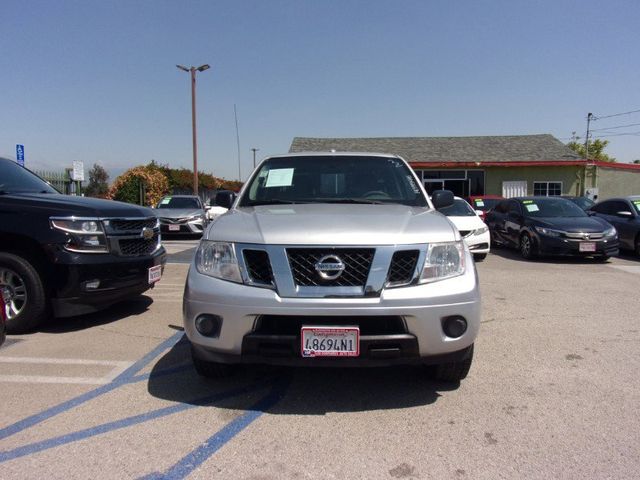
<box><xmin>409</xmin><ymin>160</ymin><xmax>640</xmax><ymax>170</ymax></box>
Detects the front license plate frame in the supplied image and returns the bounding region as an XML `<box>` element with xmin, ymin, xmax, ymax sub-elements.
<box><xmin>579</xmin><ymin>242</ymin><xmax>596</xmax><ymax>253</ymax></box>
<box><xmin>301</xmin><ymin>326</ymin><xmax>360</xmax><ymax>358</ymax></box>
<box><xmin>148</xmin><ymin>265</ymin><xmax>162</xmax><ymax>284</ymax></box>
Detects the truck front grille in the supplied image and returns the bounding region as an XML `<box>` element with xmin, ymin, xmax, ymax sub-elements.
<box><xmin>110</xmin><ymin>218</ymin><xmax>158</xmax><ymax>232</ymax></box>
<box><xmin>254</xmin><ymin>315</ymin><xmax>407</xmax><ymax>336</ymax></box>
<box><xmin>387</xmin><ymin>250</ymin><xmax>420</xmax><ymax>286</ymax></box>
<box><xmin>118</xmin><ymin>235</ymin><xmax>160</xmax><ymax>256</ymax></box>
<box><xmin>243</xmin><ymin>250</ymin><xmax>274</xmax><ymax>285</ymax></box>
<box><xmin>286</xmin><ymin>248</ymin><xmax>375</xmax><ymax>287</ymax></box>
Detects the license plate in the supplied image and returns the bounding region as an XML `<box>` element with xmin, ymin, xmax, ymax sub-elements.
<box><xmin>148</xmin><ymin>265</ymin><xmax>162</xmax><ymax>284</ymax></box>
<box><xmin>301</xmin><ymin>326</ymin><xmax>359</xmax><ymax>357</ymax></box>
<box><xmin>579</xmin><ymin>242</ymin><xmax>596</xmax><ymax>252</ymax></box>
<box><xmin>168</xmin><ymin>225</ymin><xmax>180</xmax><ymax>231</ymax></box>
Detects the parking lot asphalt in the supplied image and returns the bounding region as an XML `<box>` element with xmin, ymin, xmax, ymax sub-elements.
<box><xmin>1</xmin><ymin>243</ymin><xmax>640</xmax><ymax>479</ymax></box>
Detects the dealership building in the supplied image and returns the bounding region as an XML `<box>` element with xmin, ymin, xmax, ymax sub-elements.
<box><xmin>289</xmin><ymin>134</ymin><xmax>640</xmax><ymax>200</ymax></box>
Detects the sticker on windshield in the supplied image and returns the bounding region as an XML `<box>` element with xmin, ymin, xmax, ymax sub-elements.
<box><xmin>633</xmin><ymin>200</ymin><xmax>640</xmax><ymax>212</ymax></box>
<box><xmin>406</xmin><ymin>175</ymin><xmax>420</xmax><ymax>193</ymax></box>
<box><xmin>160</xmin><ymin>197</ymin><xmax>171</xmax><ymax>205</ymax></box>
<box><xmin>265</xmin><ymin>168</ymin><xmax>294</xmax><ymax>187</ymax></box>
<box><xmin>475</xmin><ymin>200</ymin><xmax>485</xmax><ymax>207</ymax></box>
<box><xmin>525</xmin><ymin>204</ymin><xmax>539</xmax><ymax>212</ymax></box>
<box><xmin>522</xmin><ymin>200</ymin><xmax>533</xmax><ymax>204</ymax></box>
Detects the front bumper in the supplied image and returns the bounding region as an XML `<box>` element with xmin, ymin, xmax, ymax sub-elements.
<box><xmin>534</xmin><ymin>234</ymin><xmax>619</xmax><ymax>257</ymax></box>
<box><xmin>160</xmin><ymin>220</ymin><xmax>205</xmax><ymax>235</ymax></box>
<box><xmin>184</xmin><ymin>250</ymin><xmax>481</xmax><ymax>366</ymax></box>
<box><xmin>48</xmin><ymin>245</ymin><xmax>167</xmax><ymax>317</ymax></box>
<box><xmin>464</xmin><ymin>231</ymin><xmax>491</xmax><ymax>254</ymax></box>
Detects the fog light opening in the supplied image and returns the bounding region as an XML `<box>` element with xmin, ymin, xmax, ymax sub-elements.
<box><xmin>195</xmin><ymin>314</ymin><xmax>222</xmax><ymax>338</ymax></box>
<box><xmin>442</xmin><ymin>315</ymin><xmax>467</xmax><ymax>338</ymax></box>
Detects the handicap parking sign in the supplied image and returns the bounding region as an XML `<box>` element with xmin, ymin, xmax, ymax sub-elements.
<box><xmin>16</xmin><ymin>144</ymin><xmax>25</xmax><ymax>167</ymax></box>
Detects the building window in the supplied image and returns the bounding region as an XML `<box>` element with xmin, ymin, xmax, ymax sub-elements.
<box><xmin>533</xmin><ymin>181</ymin><xmax>562</xmax><ymax>196</ymax></box>
<box><xmin>416</xmin><ymin>169</ymin><xmax>484</xmax><ymax>197</ymax></box>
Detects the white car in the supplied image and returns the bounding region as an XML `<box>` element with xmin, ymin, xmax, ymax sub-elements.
<box><xmin>206</xmin><ymin>205</ymin><xmax>228</xmax><ymax>221</ymax></box>
<box><xmin>437</xmin><ymin>196</ymin><xmax>490</xmax><ymax>260</ymax></box>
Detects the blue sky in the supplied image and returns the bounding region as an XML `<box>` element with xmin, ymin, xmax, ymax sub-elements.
<box><xmin>2</xmin><ymin>0</ymin><xmax>639</xmax><ymax>181</ymax></box>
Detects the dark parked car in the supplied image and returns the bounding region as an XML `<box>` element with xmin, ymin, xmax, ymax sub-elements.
<box><xmin>466</xmin><ymin>195</ymin><xmax>504</xmax><ymax>221</ymax></box>
<box><xmin>485</xmin><ymin>196</ymin><xmax>618</xmax><ymax>260</ymax></box>
<box><xmin>0</xmin><ymin>158</ymin><xmax>166</xmax><ymax>333</ymax></box>
<box><xmin>0</xmin><ymin>287</ymin><xmax>7</xmax><ymax>347</ymax></box>
<box><xmin>562</xmin><ymin>195</ymin><xmax>595</xmax><ymax>211</ymax></box>
<box><xmin>589</xmin><ymin>196</ymin><xmax>640</xmax><ymax>256</ymax></box>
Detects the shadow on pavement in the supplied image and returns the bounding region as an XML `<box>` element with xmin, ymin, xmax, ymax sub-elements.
<box><xmin>489</xmin><ymin>245</ymin><xmax>615</xmax><ymax>265</ymax></box>
<box><xmin>39</xmin><ymin>295</ymin><xmax>154</xmax><ymax>334</ymax></box>
<box><xmin>147</xmin><ymin>334</ymin><xmax>458</xmax><ymax>415</ymax></box>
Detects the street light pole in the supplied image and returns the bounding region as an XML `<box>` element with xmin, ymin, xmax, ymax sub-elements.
<box><xmin>177</xmin><ymin>64</ymin><xmax>210</xmax><ymax>195</ymax></box>
<box><xmin>251</xmin><ymin>148</ymin><xmax>259</xmax><ymax>168</ymax></box>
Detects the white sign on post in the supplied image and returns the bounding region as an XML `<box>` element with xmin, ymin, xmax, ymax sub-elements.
<box><xmin>72</xmin><ymin>161</ymin><xmax>85</xmax><ymax>182</ymax></box>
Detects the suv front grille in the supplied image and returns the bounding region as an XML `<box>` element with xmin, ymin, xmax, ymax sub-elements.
<box><xmin>254</xmin><ymin>315</ymin><xmax>407</xmax><ymax>336</ymax></box>
<box><xmin>243</xmin><ymin>250</ymin><xmax>274</xmax><ymax>285</ymax></box>
<box><xmin>118</xmin><ymin>235</ymin><xmax>159</xmax><ymax>256</ymax></box>
<box><xmin>286</xmin><ymin>248</ymin><xmax>375</xmax><ymax>287</ymax></box>
<box><xmin>387</xmin><ymin>250</ymin><xmax>420</xmax><ymax>286</ymax></box>
<box><xmin>110</xmin><ymin>218</ymin><xmax>157</xmax><ymax>232</ymax></box>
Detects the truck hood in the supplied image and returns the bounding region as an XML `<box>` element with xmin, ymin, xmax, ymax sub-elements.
<box><xmin>207</xmin><ymin>204</ymin><xmax>458</xmax><ymax>245</ymax></box>
<box><xmin>2</xmin><ymin>193</ymin><xmax>154</xmax><ymax>217</ymax></box>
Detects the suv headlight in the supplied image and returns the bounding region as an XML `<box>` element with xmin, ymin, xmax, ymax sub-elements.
<box><xmin>419</xmin><ymin>241</ymin><xmax>466</xmax><ymax>284</ymax></box>
<box><xmin>474</xmin><ymin>225</ymin><xmax>489</xmax><ymax>235</ymax></box>
<box><xmin>50</xmin><ymin>218</ymin><xmax>108</xmax><ymax>253</ymax></box>
<box><xmin>534</xmin><ymin>226</ymin><xmax>563</xmax><ymax>237</ymax></box>
<box><xmin>195</xmin><ymin>241</ymin><xmax>242</xmax><ymax>283</ymax></box>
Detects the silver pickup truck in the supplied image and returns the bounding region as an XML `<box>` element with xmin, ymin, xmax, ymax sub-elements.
<box><xmin>183</xmin><ymin>153</ymin><xmax>480</xmax><ymax>383</ymax></box>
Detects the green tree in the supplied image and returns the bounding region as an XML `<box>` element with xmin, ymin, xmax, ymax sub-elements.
<box><xmin>566</xmin><ymin>139</ymin><xmax>615</xmax><ymax>162</ymax></box>
<box><xmin>84</xmin><ymin>164</ymin><xmax>110</xmax><ymax>198</ymax></box>
<box><xmin>633</xmin><ymin>159</ymin><xmax>640</xmax><ymax>164</ymax></box>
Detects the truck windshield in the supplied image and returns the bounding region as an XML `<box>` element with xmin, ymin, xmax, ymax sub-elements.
<box><xmin>239</xmin><ymin>155</ymin><xmax>428</xmax><ymax>207</ymax></box>
<box><xmin>0</xmin><ymin>159</ymin><xmax>59</xmax><ymax>194</ymax></box>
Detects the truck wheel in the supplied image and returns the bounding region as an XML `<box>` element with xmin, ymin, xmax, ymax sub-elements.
<box><xmin>431</xmin><ymin>344</ymin><xmax>474</xmax><ymax>383</ymax></box>
<box><xmin>473</xmin><ymin>253</ymin><xmax>487</xmax><ymax>261</ymax></box>
<box><xmin>0</xmin><ymin>253</ymin><xmax>48</xmax><ymax>334</ymax></box>
<box><xmin>191</xmin><ymin>347</ymin><xmax>236</xmax><ymax>378</ymax></box>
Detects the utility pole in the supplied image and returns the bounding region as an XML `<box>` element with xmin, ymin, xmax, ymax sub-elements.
<box><xmin>251</xmin><ymin>148</ymin><xmax>259</xmax><ymax>168</ymax></box>
<box><xmin>177</xmin><ymin>64</ymin><xmax>210</xmax><ymax>195</ymax></box>
<box><xmin>585</xmin><ymin>112</ymin><xmax>593</xmax><ymax>160</ymax></box>
<box><xmin>234</xmin><ymin>104</ymin><xmax>241</xmax><ymax>181</ymax></box>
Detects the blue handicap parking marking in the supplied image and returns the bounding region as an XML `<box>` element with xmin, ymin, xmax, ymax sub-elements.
<box><xmin>0</xmin><ymin>331</ymin><xmax>290</xmax><ymax>479</ymax></box>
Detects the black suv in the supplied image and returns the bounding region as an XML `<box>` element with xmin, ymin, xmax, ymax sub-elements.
<box><xmin>0</xmin><ymin>158</ymin><xmax>166</xmax><ymax>333</ymax></box>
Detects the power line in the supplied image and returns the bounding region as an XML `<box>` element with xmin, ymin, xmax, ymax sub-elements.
<box><xmin>593</xmin><ymin>131</ymin><xmax>640</xmax><ymax>138</ymax></box>
<box><xmin>590</xmin><ymin>122</ymin><xmax>640</xmax><ymax>132</ymax></box>
<box><xmin>593</xmin><ymin>108</ymin><xmax>640</xmax><ymax>121</ymax></box>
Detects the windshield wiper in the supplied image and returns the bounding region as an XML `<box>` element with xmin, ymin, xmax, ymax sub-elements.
<box><xmin>314</xmin><ymin>198</ymin><xmax>384</xmax><ymax>205</ymax></box>
<box><xmin>246</xmin><ymin>199</ymin><xmax>302</xmax><ymax>206</ymax></box>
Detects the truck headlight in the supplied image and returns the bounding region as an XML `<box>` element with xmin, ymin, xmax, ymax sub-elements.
<box><xmin>50</xmin><ymin>218</ymin><xmax>109</xmax><ymax>253</ymax></box>
<box><xmin>419</xmin><ymin>241</ymin><xmax>466</xmax><ymax>283</ymax></box>
<box><xmin>195</xmin><ymin>241</ymin><xmax>242</xmax><ymax>283</ymax></box>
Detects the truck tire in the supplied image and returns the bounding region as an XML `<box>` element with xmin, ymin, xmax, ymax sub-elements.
<box><xmin>0</xmin><ymin>253</ymin><xmax>48</xmax><ymax>334</ymax></box>
<box><xmin>191</xmin><ymin>347</ymin><xmax>236</xmax><ymax>378</ymax></box>
<box><xmin>431</xmin><ymin>344</ymin><xmax>474</xmax><ymax>383</ymax></box>
<box><xmin>473</xmin><ymin>253</ymin><xmax>487</xmax><ymax>261</ymax></box>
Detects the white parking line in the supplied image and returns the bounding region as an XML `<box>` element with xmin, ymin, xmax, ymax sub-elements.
<box><xmin>608</xmin><ymin>265</ymin><xmax>640</xmax><ymax>276</ymax></box>
<box><xmin>0</xmin><ymin>357</ymin><xmax>133</xmax><ymax>385</ymax></box>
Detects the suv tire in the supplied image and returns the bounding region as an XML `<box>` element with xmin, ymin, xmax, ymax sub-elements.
<box><xmin>431</xmin><ymin>344</ymin><xmax>474</xmax><ymax>382</ymax></box>
<box><xmin>0</xmin><ymin>253</ymin><xmax>48</xmax><ymax>334</ymax></box>
<box><xmin>191</xmin><ymin>347</ymin><xmax>237</xmax><ymax>378</ymax></box>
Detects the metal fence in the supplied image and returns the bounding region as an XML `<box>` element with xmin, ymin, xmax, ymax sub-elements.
<box><xmin>35</xmin><ymin>170</ymin><xmax>82</xmax><ymax>195</ymax></box>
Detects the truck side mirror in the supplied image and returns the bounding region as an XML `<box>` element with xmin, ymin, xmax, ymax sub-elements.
<box><xmin>432</xmin><ymin>190</ymin><xmax>455</xmax><ymax>209</ymax></box>
<box><xmin>215</xmin><ymin>191</ymin><xmax>236</xmax><ymax>209</ymax></box>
